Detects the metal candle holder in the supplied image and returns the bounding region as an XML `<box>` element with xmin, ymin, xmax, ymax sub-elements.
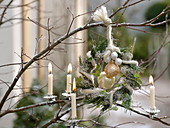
<box><xmin>62</xmin><ymin>91</ymin><xmax>72</xmax><ymax>101</ymax></box>
<box><xmin>62</xmin><ymin>93</ymin><xmax>71</xmax><ymax>97</ymax></box>
<box><xmin>145</xmin><ymin>108</ymin><xmax>160</xmax><ymax>118</ymax></box>
<box><xmin>43</xmin><ymin>95</ymin><xmax>57</xmax><ymax>101</ymax></box>
<box><xmin>62</xmin><ymin>91</ymin><xmax>71</xmax><ymax>97</ymax></box>
<box><xmin>67</xmin><ymin>120</ymin><xmax>83</xmax><ymax>128</ymax></box>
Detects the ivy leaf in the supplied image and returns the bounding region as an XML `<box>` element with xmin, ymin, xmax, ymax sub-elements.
<box><xmin>79</xmin><ymin>57</ymin><xmax>83</xmax><ymax>66</ymax></box>
<box><xmin>101</xmin><ymin>104</ymin><xmax>110</xmax><ymax>111</ymax></box>
<box><xmin>91</xmin><ymin>64</ymin><xmax>101</xmax><ymax>77</ymax></box>
<box><xmin>100</xmin><ymin>90</ymin><xmax>107</xmax><ymax>95</ymax></box>
<box><xmin>122</xmin><ymin>93</ymin><xmax>131</xmax><ymax>108</ymax></box>
<box><xmin>83</xmin><ymin>98</ymin><xmax>91</xmax><ymax>104</ymax></box>
<box><xmin>87</xmin><ymin>57</ymin><xmax>93</xmax><ymax>61</ymax></box>
<box><xmin>111</xmin><ymin>106</ymin><xmax>118</xmax><ymax>111</ymax></box>
<box><xmin>134</xmin><ymin>73</ymin><xmax>142</xmax><ymax>85</ymax></box>
<box><xmin>57</xmin><ymin>124</ymin><xmax>67</xmax><ymax>128</ymax></box>
<box><xmin>76</xmin><ymin>77</ymin><xmax>82</xmax><ymax>84</ymax></box>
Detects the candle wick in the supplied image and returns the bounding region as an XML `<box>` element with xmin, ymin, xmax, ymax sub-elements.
<box><xmin>68</xmin><ymin>71</ymin><xmax>72</xmax><ymax>74</ymax></box>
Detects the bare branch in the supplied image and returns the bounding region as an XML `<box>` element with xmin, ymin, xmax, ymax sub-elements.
<box><xmin>0</xmin><ymin>100</ymin><xmax>65</xmax><ymax>118</ymax></box>
<box><xmin>116</xmin><ymin>103</ymin><xmax>170</xmax><ymax>126</ymax></box>
<box><xmin>0</xmin><ymin>0</ymin><xmax>37</xmax><ymax>9</ymax></box>
<box><xmin>0</xmin><ymin>0</ymin><xmax>14</xmax><ymax>24</ymax></box>
<box><xmin>109</xmin><ymin>0</ymin><xmax>145</xmax><ymax>18</ymax></box>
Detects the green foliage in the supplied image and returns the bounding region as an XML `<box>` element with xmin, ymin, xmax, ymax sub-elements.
<box><xmin>78</xmin><ymin>41</ymin><xmax>143</xmax><ymax>111</ymax></box>
<box><xmin>56</xmin><ymin>124</ymin><xmax>67</xmax><ymax>128</ymax></box>
<box><xmin>83</xmin><ymin>86</ymin><xmax>133</xmax><ymax>111</ymax></box>
<box><xmin>145</xmin><ymin>1</ymin><xmax>170</xmax><ymax>30</ymax></box>
<box><xmin>113</xmin><ymin>86</ymin><xmax>131</xmax><ymax>102</ymax></box>
<box><xmin>53</xmin><ymin>72</ymin><xmax>67</xmax><ymax>99</ymax></box>
<box><xmin>78</xmin><ymin>115</ymin><xmax>106</xmax><ymax>128</ymax></box>
<box><xmin>13</xmin><ymin>79</ymin><xmax>58</xmax><ymax>128</ymax></box>
<box><xmin>112</xmin><ymin>10</ymin><xmax>133</xmax><ymax>48</ymax></box>
<box><xmin>91</xmin><ymin>64</ymin><xmax>101</xmax><ymax>77</ymax></box>
<box><xmin>88</xmin><ymin>27</ymin><xmax>107</xmax><ymax>51</ymax></box>
<box><xmin>133</xmin><ymin>34</ymin><xmax>150</xmax><ymax>61</ymax></box>
<box><xmin>122</xmin><ymin>93</ymin><xmax>131</xmax><ymax>108</ymax></box>
<box><xmin>76</xmin><ymin>76</ymin><xmax>94</xmax><ymax>89</ymax></box>
<box><xmin>79</xmin><ymin>19</ymin><xmax>143</xmax><ymax>112</ymax></box>
<box><xmin>91</xmin><ymin>40</ymin><xmax>107</xmax><ymax>57</ymax></box>
<box><xmin>111</xmin><ymin>106</ymin><xmax>118</xmax><ymax>111</ymax></box>
<box><xmin>83</xmin><ymin>95</ymin><xmax>110</xmax><ymax>112</ymax></box>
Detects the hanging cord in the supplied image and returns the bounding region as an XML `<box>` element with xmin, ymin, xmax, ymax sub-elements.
<box><xmin>93</xmin><ymin>6</ymin><xmax>138</xmax><ymax>66</ymax></box>
<box><xmin>93</xmin><ymin>6</ymin><xmax>117</xmax><ymax>48</ymax></box>
<box><xmin>92</xmin><ymin>6</ymin><xmax>120</xmax><ymax>56</ymax></box>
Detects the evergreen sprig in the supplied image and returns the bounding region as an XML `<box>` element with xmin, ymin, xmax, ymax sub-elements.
<box><xmin>79</xmin><ymin>38</ymin><xmax>143</xmax><ymax>112</ymax></box>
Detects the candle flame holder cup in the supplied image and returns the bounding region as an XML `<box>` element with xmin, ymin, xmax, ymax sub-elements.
<box><xmin>145</xmin><ymin>108</ymin><xmax>160</xmax><ymax>118</ymax></box>
<box><xmin>62</xmin><ymin>91</ymin><xmax>72</xmax><ymax>101</ymax></box>
<box><xmin>62</xmin><ymin>91</ymin><xmax>71</xmax><ymax>97</ymax></box>
<box><xmin>43</xmin><ymin>95</ymin><xmax>57</xmax><ymax>102</ymax></box>
<box><xmin>68</xmin><ymin>120</ymin><xmax>83</xmax><ymax>128</ymax></box>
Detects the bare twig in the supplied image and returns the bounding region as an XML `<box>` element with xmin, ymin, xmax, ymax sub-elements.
<box><xmin>40</xmin><ymin>103</ymin><xmax>84</xmax><ymax>128</ymax></box>
<box><xmin>0</xmin><ymin>11</ymin><xmax>170</xmax><ymax>111</ymax></box>
<box><xmin>0</xmin><ymin>0</ymin><xmax>37</xmax><ymax>9</ymax></box>
<box><xmin>0</xmin><ymin>1</ymin><xmax>170</xmax><ymax>127</ymax></box>
<box><xmin>155</xmin><ymin>62</ymin><xmax>170</xmax><ymax>81</ymax></box>
<box><xmin>116</xmin><ymin>103</ymin><xmax>170</xmax><ymax>126</ymax></box>
<box><xmin>109</xmin><ymin>0</ymin><xmax>145</xmax><ymax>18</ymax></box>
<box><xmin>0</xmin><ymin>0</ymin><xmax>14</xmax><ymax>24</ymax></box>
<box><xmin>0</xmin><ymin>100</ymin><xmax>65</xmax><ymax>118</ymax></box>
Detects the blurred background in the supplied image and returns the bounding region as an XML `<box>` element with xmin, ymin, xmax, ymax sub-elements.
<box><xmin>0</xmin><ymin>0</ymin><xmax>169</xmax><ymax>127</ymax></box>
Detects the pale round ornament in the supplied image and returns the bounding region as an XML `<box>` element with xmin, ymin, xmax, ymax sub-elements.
<box><xmin>104</xmin><ymin>56</ymin><xmax>111</xmax><ymax>63</ymax></box>
<box><xmin>115</xmin><ymin>58</ymin><xmax>122</xmax><ymax>65</ymax></box>
<box><xmin>104</xmin><ymin>50</ymin><xmax>111</xmax><ymax>58</ymax></box>
<box><xmin>111</xmin><ymin>52</ymin><xmax>118</xmax><ymax>60</ymax></box>
<box><xmin>104</xmin><ymin>61</ymin><xmax>120</xmax><ymax>78</ymax></box>
<box><xmin>98</xmin><ymin>73</ymin><xmax>115</xmax><ymax>89</ymax></box>
<box><xmin>99</xmin><ymin>71</ymin><xmax>106</xmax><ymax>77</ymax></box>
<box><xmin>122</xmin><ymin>52</ymin><xmax>133</xmax><ymax>60</ymax></box>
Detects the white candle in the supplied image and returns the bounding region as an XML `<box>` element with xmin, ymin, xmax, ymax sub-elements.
<box><xmin>48</xmin><ymin>63</ymin><xmax>53</xmax><ymax>95</ymax></box>
<box><xmin>66</xmin><ymin>63</ymin><xmax>72</xmax><ymax>93</ymax></box>
<box><xmin>149</xmin><ymin>75</ymin><xmax>156</xmax><ymax>109</ymax></box>
<box><xmin>73</xmin><ymin>78</ymin><xmax>76</xmax><ymax>92</ymax></box>
<box><xmin>71</xmin><ymin>93</ymin><xmax>77</xmax><ymax>119</ymax></box>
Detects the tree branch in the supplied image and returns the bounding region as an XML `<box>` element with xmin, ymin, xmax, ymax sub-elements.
<box><xmin>0</xmin><ymin>7</ymin><xmax>170</xmax><ymax>111</ymax></box>
<box><xmin>0</xmin><ymin>0</ymin><xmax>14</xmax><ymax>24</ymax></box>
<box><xmin>116</xmin><ymin>103</ymin><xmax>170</xmax><ymax>126</ymax></box>
<box><xmin>0</xmin><ymin>100</ymin><xmax>65</xmax><ymax>118</ymax></box>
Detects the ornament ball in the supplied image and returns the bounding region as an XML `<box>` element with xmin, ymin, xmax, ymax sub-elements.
<box><xmin>104</xmin><ymin>61</ymin><xmax>120</xmax><ymax>78</ymax></box>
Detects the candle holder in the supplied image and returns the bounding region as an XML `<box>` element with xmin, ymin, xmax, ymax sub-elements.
<box><xmin>145</xmin><ymin>108</ymin><xmax>160</xmax><ymax>118</ymax></box>
<box><xmin>67</xmin><ymin>120</ymin><xmax>83</xmax><ymax>128</ymax></box>
<box><xmin>62</xmin><ymin>92</ymin><xmax>72</xmax><ymax>101</ymax></box>
<box><xmin>43</xmin><ymin>95</ymin><xmax>57</xmax><ymax>101</ymax></box>
<box><xmin>62</xmin><ymin>91</ymin><xmax>71</xmax><ymax>97</ymax></box>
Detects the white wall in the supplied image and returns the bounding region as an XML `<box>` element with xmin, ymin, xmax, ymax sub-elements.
<box><xmin>0</xmin><ymin>0</ymin><xmax>22</xmax><ymax>127</ymax></box>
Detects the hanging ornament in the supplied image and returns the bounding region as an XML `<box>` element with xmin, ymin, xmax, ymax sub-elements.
<box><xmin>98</xmin><ymin>72</ymin><xmax>115</xmax><ymax>89</ymax></box>
<box><xmin>104</xmin><ymin>56</ymin><xmax>111</xmax><ymax>63</ymax></box>
<box><xmin>115</xmin><ymin>58</ymin><xmax>122</xmax><ymax>65</ymax></box>
<box><xmin>104</xmin><ymin>61</ymin><xmax>120</xmax><ymax>78</ymax></box>
<box><xmin>111</xmin><ymin>52</ymin><xmax>118</xmax><ymax>60</ymax></box>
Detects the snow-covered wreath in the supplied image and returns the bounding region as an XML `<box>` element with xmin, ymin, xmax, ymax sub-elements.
<box><xmin>77</xmin><ymin>6</ymin><xmax>142</xmax><ymax>111</ymax></box>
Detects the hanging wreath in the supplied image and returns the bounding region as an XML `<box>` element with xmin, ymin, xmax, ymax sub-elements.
<box><xmin>77</xmin><ymin>6</ymin><xmax>143</xmax><ymax>111</ymax></box>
